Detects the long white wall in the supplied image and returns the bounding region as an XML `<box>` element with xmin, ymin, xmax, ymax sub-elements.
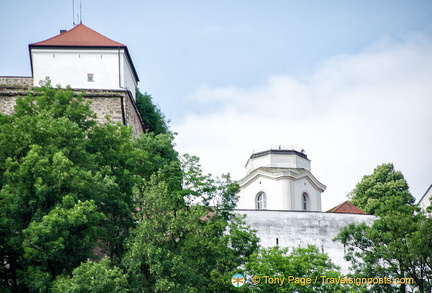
<box><xmin>237</xmin><ymin>209</ymin><xmax>375</xmax><ymax>273</ymax></box>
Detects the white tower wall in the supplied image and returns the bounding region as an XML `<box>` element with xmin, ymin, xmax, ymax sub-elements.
<box><xmin>31</xmin><ymin>48</ymin><xmax>137</xmax><ymax>98</ymax></box>
<box><xmin>237</xmin><ymin>146</ymin><xmax>325</xmax><ymax>212</ymax></box>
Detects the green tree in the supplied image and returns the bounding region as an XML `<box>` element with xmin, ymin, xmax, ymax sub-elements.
<box><xmin>0</xmin><ymin>83</ymin><xmax>179</xmax><ymax>292</ymax></box>
<box><xmin>245</xmin><ymin>245</ymin><xmax>350</xmax><ymax>293</ymax></box>
<box><xmin>336</xmin><ymin>212</ymin><xmax>432</xmax><ymax>293</ymax></box>
<box><xmin>0</xmin><ymin>84</ymin><xmax>105</xmax><ymax>292</ymax></box>
<box><xmin>0</xmin><ymin>83</ymin><xmax>258</xmax><ymax>292</ymax></box>
<box><xmin>52</xmin><ymin>258</ymin><xmax>129</xmax><ymax>293</ymax></box>
<box><xmin>122</xmin><ymin>155</ymin><xmax>259</xmax><ymax>293</ymax></box>
<box><xmin>135</xmin><ymin>88</ymin><xmax>169</xmax><ymax>134</ymax></box>
<box><xmin>336</xmin><ymin>164</ymin><xmax>431</xmax><ymax>293</ymax></box>
<box><xmin>21</xmin><ymin>196</ymin><xmax>104</xmax><ymax>290</ymax></box>
<box><xmin>349</xmin><ymin>163</ymin><xmax>414</xmax><ymax>216</ymax></box>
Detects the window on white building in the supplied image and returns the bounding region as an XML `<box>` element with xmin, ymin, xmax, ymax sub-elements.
<box><xmin>87</xmin><ymin>73</ymin><xmax>94</xmax><ymax>82</ymax></box>
<box><xmin>302</xmin><ymin>193</ymin><xmax>308</xmax><ymax>211</ymax></box>
<box><xmin>256</xmin><ymin>192</ymin><xmax>267</xmax><ymax>210</ymax></box>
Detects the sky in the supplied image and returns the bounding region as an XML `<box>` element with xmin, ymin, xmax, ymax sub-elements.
<box><xmin>1</xmin><ymin>0</ymin><xmax>432</xmax><ymax>210</ymax></box>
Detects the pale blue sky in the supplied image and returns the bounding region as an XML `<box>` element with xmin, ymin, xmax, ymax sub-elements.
<box><xmin>2</xmin><ymin>1</ymin><xmax>431</xmax><ymax>117</ymax></box>
<box><xmin>1</xmin><ymin>1</ymin><xmax>432</xmax><ymax>209</ymax></box>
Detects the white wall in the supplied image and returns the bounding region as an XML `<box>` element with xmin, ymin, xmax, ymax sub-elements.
<box><xmin>237</xmin><ymin>209</ymin><xmax>376</xmax><ymax>273</ymax></box>
<box><xmin>31</xmin><ymin>48</ymin><xmax>137</xmax><ymax>99</ymax></box>
<box><xmin>239</xmin><ymin>149</ymin><xmax>324</xmax><ymax>211</ymax></box>
<box><xmin>121</xmin><ymin>52</ymin><xmax>137</xmax><ymax>99</ymax></box>
<box><xmin>237</xmin><ymin>174</ymin><xmax>288</xmax><ymax>210</ymax></box>
<box><xmin>292</xmin><ymin>177</ymin><xmax>322</xmax><ymax>211</ymax></box>
<box><xmin>237</xmin><ymin>170</ymin><xmax>323</xmax><ymax>211</ymax></box>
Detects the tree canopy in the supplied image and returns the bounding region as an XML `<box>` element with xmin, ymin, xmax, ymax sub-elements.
<box><xmin>0</xmin><ymin>84</ymin><xmax>259</xmax><ymax>292</ymax></box>
<box><xmin>349</xmin><ymin>163</ymin><xmax>414</xmax><ymax>216</ymax></box>
<box><xmin>135</xmin><ymin>88</ymin><xmax>169</xmax><ymax>134</ymax></box>
<box><xmin>336</xmin><ymin>163</ymin><xmax>431</xmax><ymax>293</ymax></box>
<box><xmin>245</xmin><ymin>245</ymin><xmax>350</xmax><ymax>293</ymax></box>
<box><xmin>7</xmin><ymin>84</ymin><xmax>430</xmax><ymax>293</ymax></box>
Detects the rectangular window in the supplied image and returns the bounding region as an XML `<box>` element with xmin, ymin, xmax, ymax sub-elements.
<box><xmin>87</xmin><ymin>73</ymin><xmax>94</xmax><ymax>82</ymax></box>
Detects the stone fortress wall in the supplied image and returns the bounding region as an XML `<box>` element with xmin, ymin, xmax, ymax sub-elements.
<box><xmin>0</xmin><ymin>76</ymin><xmax>34</xmax><ymax>87</ymax></box>
<box><xmin>0</xmin><ymin>77</ymin><xmax>144</xmax><ymax>136</ymax></box>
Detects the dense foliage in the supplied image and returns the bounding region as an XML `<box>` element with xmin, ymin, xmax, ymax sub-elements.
<box><xmin>336</xmin><ymin>163</ymin><xmax>432</xmax><ymax>293</ymax></box>
<box><xmin>5</xmin><ymin>85</ymin><xmax>428</xmax><ymax>293</ymax></box>
<box><xmin>245</xmin><ymin>245</ymin><xmax>351</xmax><ymax>292</ymax></box>
<box><xmin>135</xmin><ymin>88</ymin><xmax>169</xmax><ymax>134</ymax></box>
<box><xmin>0</xmin><ymin>84</ymin><xmax>258</xmax><ymax>292</ymax></box>
<box><xmin>349</xmin><ymin>163</ymin><xmax>414</xmax><ymax>216</ymax></box>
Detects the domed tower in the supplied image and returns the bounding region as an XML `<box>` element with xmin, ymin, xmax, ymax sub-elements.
<box><xmin>236</xmin><ymin>146</ymin><xmax>326</xmax><ymax>211</ymax></box>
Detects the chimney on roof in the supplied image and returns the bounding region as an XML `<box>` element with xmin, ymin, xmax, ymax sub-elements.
<box><xmin>60</xmin><ymin>30</ymin><xmax>67</xmax><ymax>34</ymax></box>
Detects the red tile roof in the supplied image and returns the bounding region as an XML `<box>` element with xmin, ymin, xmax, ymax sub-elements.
<box><xmin>30</xmin><ymin>24</ymin><xmax>125</xmax><ymax>47</ymax></box>
<box><xmin>29</xmin><ymin>24</ymin><xmax>139</xmax><ymax>82</ymax></box>
<box><xmin>327</xmin><ymin>201</ymin><xmax>368</xmax><ymax>215</ymax></box>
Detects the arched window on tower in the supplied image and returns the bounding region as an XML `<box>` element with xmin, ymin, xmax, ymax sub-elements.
<box><xmin>302</xmin><ymin>193</ymin><xmax>308</xmax><ymax>211</ymax></box>
<box><xmin>256</xmin><ymin>192</ymin><xmax>267</xmax><ymax>210</ymax></box>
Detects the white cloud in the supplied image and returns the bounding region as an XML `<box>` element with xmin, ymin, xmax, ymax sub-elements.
<box><xmin>173</xmin><ymin>33</ymin><xmax>432</xmax><ymax>210</ymax></box>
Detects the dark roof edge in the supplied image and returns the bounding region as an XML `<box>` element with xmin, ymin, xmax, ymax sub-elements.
<box><xmin>123</xmin><ymin>46</ymin><xmax>140</xmax><ymax>82</ymax></box>
<box><xmin>250</xmin><ymin>149</ymin><xmax>308</xmax><ymax>160</ymax></box>
<box><xmin>29</xmin><ymin>45</ymin><xmax>125</xmax><ymax>49</ymax></box>
<box><xmin>418</xmin><ymin>183</ymin><xmax>432</xmax><ymax>205</ymax></box>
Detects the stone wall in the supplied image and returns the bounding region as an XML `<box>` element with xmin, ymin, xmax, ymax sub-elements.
<box><xmin>123</xmin><ymin>91</ymin><xmax>145</xmax><ymax>135</ymax></box>
<box><xmin>0</xmin><ymin>96</ymin><xmax>19</xmax><ymax>116</ymax></box>
<box><xmin>83</xmin><ymin>90</ymin><xmax>145</xmax><ymax>135</ymax></box>
<box><xmin>87</xmin><ymin>96</ymin><xmax>124</xmax><ymax>124</ymax></box>
<box><xmin>0</xmin><ymin>76</ymin><xmax>33</xmax><ymax>87</ymax></box>
<box><xmin>0</xmin><ymin>83</ymin><xmax>145</xmax><ymax>136</ymax></box>
<box><xmin>236</xmin><ymin>209</ymin><xmax>376</xmax><ymax>273</ymax></box>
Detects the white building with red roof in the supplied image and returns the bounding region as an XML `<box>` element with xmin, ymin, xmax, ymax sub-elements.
<box><xmin>1</xmin><ymin>24</ymin><xmax>145</xmax><ymax>135</ymax></box>
<box><xmin>29</xmin><ymin>24</ymin><xmax>139</xmax><ymax>99</ymax></box>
